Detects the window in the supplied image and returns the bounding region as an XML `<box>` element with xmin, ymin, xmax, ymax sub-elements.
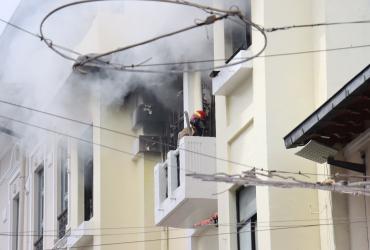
<box><xmin>78</xmin><ymin>132</ymin><xmax>93</xmax><ymax>222</ymax></box>
<box><xmin>84</xmin><ymin>157</ymin><xmax>93</xmax><ymax>221</ymax></box>
<box><xmin>236</xmin><ymin>186</ymin><xmax>257</xmax><ymax>250</ymax></box>
<box><xmin>12</xmin><ymin>195</ymin><xmax>19</xmax><ymax>250</ymax></box>
<box><xmin>176</xmin><ymin>153</ymin><xmax>180</xmax><ymax>188</ymax></box>
<box><xmin>58</xmin><ymin>141</ymin><xmax>68</xmax><ymax>239</ymax></box>
<box><xmin>224</xmin><ymin>0</ymin><xmax>252</xmax><ymax>62</ymax></box>
<box><xmin>34</xmin><ymin>166</ymin><xmax>44</xmax><ymax>250</ymax></box>
<box><xmin>164</xmin><ymin>165</ymin><xmax>168</xmax><ymax>199</ymax></box>
<box><xmin>61</xmin><ymin>146</ymin><xmax>68</xmax><ymax>213</ymax></box>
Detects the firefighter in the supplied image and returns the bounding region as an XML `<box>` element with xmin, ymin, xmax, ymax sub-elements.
<box><xmin>190</xmin><ymin>110</ymin><xmax>207</xmax><ymax>136</ymax></box>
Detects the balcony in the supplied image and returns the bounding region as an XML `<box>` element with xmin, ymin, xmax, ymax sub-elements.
<box><xmin>212</xmin><ymin>49</ymin><xmax>253</xmax><ymax>96</ymax></box>
<box><xmin>154</xmin><ymin>136</ymin><xmax>217</xmax><ymax>228</ymax></box>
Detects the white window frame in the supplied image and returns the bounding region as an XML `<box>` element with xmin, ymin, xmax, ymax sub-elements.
<box><xmin>8</xmin><ymin>169</ymin><xmax>20</xmax><ymax>250</ymax></box>
<box><xmin>57</xmin><ymin>138</ymin><xmax>69</xmax><ymax>239</ymax></box>
<box><xmin>29</xmin><ymin>145</ymin><xmax>45</xmax><ymax>249</ymax></box>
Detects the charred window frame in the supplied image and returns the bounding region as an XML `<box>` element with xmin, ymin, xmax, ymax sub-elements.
<box><xmin>236</xmin><ymin>186</ymin><xmax>257</xmax><ymax>250</ymax></box>
<box><xmin>224</xmin><ymin>0</ymin><xmax>252</xmax><ymax>62</ymax></box>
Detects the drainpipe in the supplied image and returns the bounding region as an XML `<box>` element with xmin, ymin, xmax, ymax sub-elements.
<box><xmin>183</xmin><ymin>72</ymin><xmax>203</xmax><ymax>128</ymax></box>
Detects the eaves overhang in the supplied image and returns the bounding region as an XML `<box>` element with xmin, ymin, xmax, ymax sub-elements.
<box><xmin>284</xmin><ymin>64</ymin><xmax>370</xmax><ymax>149</ymax></box>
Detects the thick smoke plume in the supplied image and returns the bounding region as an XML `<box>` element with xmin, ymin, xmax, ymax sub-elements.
<box><xmin>0</xmin><ymin>0</ymin><xmax>246</xmax><ymax>152</ymax></box>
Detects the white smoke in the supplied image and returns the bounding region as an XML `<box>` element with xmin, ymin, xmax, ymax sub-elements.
<box><xmin>0</xmin><ymin>0</ymin><xmax>247</xmax><ymax>151</ymax></box>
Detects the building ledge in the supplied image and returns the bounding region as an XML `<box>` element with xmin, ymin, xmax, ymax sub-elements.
<box><xmin>212</xmin><ymin>49</ymin><xmax>253</xmax><ymax>96</ymax></box>
<box><xmin>67</xmin><ymin>220</ymin><xmax>94</xmax><ymax>248</ymax></box>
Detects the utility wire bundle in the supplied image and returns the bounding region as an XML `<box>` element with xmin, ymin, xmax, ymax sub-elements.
<box><xmin>188</xmin><ymin>169</ymin><xmax>370</xmax><ymax>196</ymax></box>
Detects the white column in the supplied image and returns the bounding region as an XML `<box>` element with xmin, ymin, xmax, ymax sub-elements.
<box><xmin>183</xmin><ymin>72</ymin><xmax>203</xmax><ymax>127</ymax></box>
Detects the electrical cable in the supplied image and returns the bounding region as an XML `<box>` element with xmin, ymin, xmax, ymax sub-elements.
<box><xmin>0</xmin><ymin>111</ymin><xmax>364</xmax><ymax>207</ymax></box>
<box><xmin>0</xmin><ymin>17</ymin><xmax>81</xmax><ymax>57</ymax></box>
<box><xmin>0</xmin><ymin>99</ymin><xmax>338</xmax><ymax>179</ymax></box>
<box><xmin>3</xmin><ymin>96</ymin><xmax>370</xmax><ymax>180</ymax></box>
<box><xmin>130</xmin><ymin>43</ymin><xmax>370</xmax><ymax>68</ymax></box>
<box><xmin>38</xmin><ymin>0</ymin><xmax>370</xmax><ymax>73</ymax></box>
<box><xmin>39</xmin><ymin>0</ymin><xmax>268</xmax><ymax>73</ymax></box>
<box><xmin>1</xmin><ymin>10</ymin><xmax>369</xmax><ymax>71</ymax></box>
<box><xmin>0</xmin><ymin>220</ymin><xmax>353</xmax><ymax>238</ymax></box>
<box><xmin>0</xmin><ymin>113</ymin><xmax>205</xmax><ymax>181</ymax></box>
<box><xmin>35</xmin><ymin>220</ymin><xmax>370</xmax><ymax>249</ymax></box>
<box><xmin>264</xmin><ymin>19</ymin><xmax>370</xmax><ymax>32</ymax></box>
<box><xmin>1</xmin><ymin>214</ymin><xmax>367</xmax><ymax>235</ymax></box>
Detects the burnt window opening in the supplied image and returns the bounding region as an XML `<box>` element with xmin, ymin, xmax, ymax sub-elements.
<box><xmin>224</xmin><ymin>0</ymin><xmax>252</xmax><ymax>62</ymax></box>
<box><xmin>78</xmin><ymin>129</ymin><xmax>94</xmax><ymax>222</ymax></box>
<box><xmin>84</xmin><ymin>159</ymin><xmax>93</xmax><ymax>221</ymax></box>
<box><xmin>202</xmin><ymin>76</ymin><xmax>216</xmax><ymax>138</ymax></box>
<box><xmin>126</xmin><ymin>73</ymin><xmax>216</xmax><ymax>161</ymax></box>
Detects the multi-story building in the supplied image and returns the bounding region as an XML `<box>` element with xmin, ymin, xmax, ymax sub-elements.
<box><xmin>209</xmin><ymin>0</ymin><xmax>370</xmax><ymax>250</ymax></box>
<box><xmin>1</xmin><ymin>1</ymin><xmax>370</xmax><ymax>250</ymax></box>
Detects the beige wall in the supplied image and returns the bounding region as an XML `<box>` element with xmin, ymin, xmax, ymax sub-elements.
<box><xmin>214</xmin><ymin>0</ymin><xmax>370</xmax><ymax>250</ymax></box>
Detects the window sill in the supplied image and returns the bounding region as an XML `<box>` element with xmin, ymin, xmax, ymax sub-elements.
<box><xmin>212</xmin><ymin>49</ymin><xmax>253</xmax><ymax>96</ymax></box>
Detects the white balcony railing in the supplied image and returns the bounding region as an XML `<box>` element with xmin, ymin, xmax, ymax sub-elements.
<box><xmin>212</xmin><ymin>49</ymin><xmax>253</xmax><ymax>96</ymax></box>
<box><xmin>154</xmin><ymin>136</ymin><xmax>217</xmax><ymax>228</ymax></box>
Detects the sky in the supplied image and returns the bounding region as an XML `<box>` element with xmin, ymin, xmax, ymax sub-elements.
<box><xmin>0</xmin><ymin>0</ymin><xmax>21</xmax><ymax>35</ymax></box>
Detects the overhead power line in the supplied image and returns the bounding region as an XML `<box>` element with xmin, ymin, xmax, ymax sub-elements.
<box><xmin>0</xmin><ymin>99</ymin><xmax>337</xmax><ymax>179</ymax></box>
<box><xmin>189</xmin><ymin>170</ymin><xmax>370</xmax><ymax>197</ymax></box>
<box><xmin>40</xmin><ymin>220</ymin><xmax>370</xmax><ymax>249</ymax></box>
<box><xmin>38</xmin><ymin>0</ymin><xmax>267</xmax><ymax>73</ymax></box>
<box><xmin>2</xmin><ymin>98</ymin><xmax>370</xmax><ymax>180</ymax></box>
<box><xmin>264</xmin><ymin>19</ymin><xmax>370</xmax><ymax>32</ymax></box>
<box><xmin>0</xmin><ymin>17</ymin><xmax>81</xmax><ymax>56</ymax></box>
<box><xmin>0</xmin><ymin>220</ymin><xmax>358</xmax><ymax>238</ymax></box>
<box><xmin>1</xmin><ymin>13</ymin><xmax>369</xmax><ymax>71</ymax></box>
<box><xmin>1</xmin><ymin>214</ymin><xmax>366</xmax><ymax>235</ymax></box>
<box><xmin>129</xmin><ymin>43</ymin><xmax>370</xmax><ymax>68</ymax></box>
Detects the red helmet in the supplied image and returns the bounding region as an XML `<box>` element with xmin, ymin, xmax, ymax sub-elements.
<box><xmin>192</xmin><ymin>110</ymin><xmax>206</xmax><ymax>120</ymax></box>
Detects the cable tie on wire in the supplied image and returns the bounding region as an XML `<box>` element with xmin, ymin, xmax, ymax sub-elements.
<box><xmin>201</xmin><ymin>15</ymin><xmax>218</xmax><ymax>25</ymax></box>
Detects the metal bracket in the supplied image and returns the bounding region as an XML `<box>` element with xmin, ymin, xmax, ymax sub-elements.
<box><xmin>327</xmin><ymin>157</ymin><xmax>366</xmax><ymax>174</ymax></box>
